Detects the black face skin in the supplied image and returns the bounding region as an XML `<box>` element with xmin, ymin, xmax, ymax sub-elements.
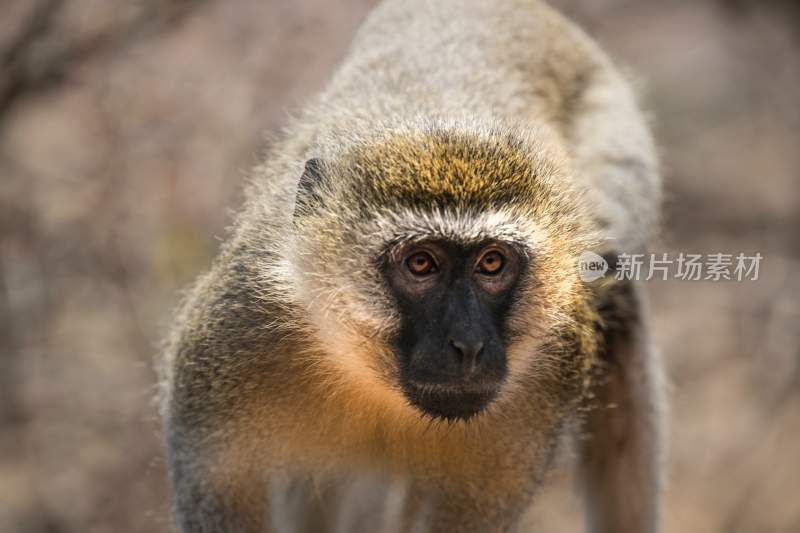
<box><xmin>383</xmin><ymin>239</ymin><xmax>526</xmax><ymax>421</ymax></box>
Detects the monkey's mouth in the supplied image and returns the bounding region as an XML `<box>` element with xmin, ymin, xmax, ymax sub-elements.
<box><xmin>402</xmin><ymin>380</ymin><xmax>500</xmax><ymax>421</ymax></box>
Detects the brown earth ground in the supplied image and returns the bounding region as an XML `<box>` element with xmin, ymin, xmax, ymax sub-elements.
<box><xmin>1</xmin><ymin>1</ymin><xmax>798</xmax><ymax>532</ymax></box>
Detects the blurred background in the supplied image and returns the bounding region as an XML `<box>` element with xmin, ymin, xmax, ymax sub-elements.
<box><xmin>0</xmin><ymin>0</ymin><xmax>798</xmax><ymax>532</ymax></box>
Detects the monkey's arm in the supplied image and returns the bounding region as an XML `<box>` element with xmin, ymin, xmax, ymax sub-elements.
<box><xmin>165</xmin><ymin>427</ymin><xmax>267</xmax><ymax>533</ymax></box>
<box><xmin>549</xmin><ymin>15</ymin><xmax>664</xmax><ymax>529</ymax></box>
<box><xmin>578</xmin><ymin>281</ymin><xmax>664</xmax><ymax>533</ymax></box>
<box><xmin>164</xmin><ymin>352</ymin><xmax>271</xmax><ymax>533</ymax></box>
<box><xmin>161</xmin><ymin>261</ymin><xmax>281</xmax><ymax>533</ymax></box>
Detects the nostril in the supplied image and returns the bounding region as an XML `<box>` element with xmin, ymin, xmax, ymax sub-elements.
<box><xmin>449</xmin><ymin>339</ymin><xmax>484</xmax><ymax>359</ymax></box>
<box><xmin>449</xmin><ymin>339</ymin><xmax>485</xmax><ymax>377</ymax></box>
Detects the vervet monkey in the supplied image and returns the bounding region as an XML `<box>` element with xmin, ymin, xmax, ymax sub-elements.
<box><xmin>160</xmin><ymin>0</ymin><xmax>663</xmax><ymax>531</ymax></box>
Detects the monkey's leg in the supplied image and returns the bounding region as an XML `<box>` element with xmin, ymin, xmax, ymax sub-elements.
<box><xmin>578</xmin><ymin>282</ymin><xmax>664</xmax><ymax>533</ymax></box>
<box><xmin>167</xmin><ymin>417</ymin><xmax>348</xmax><ymax>533</ymax></box>
<box><xmin>166</xmin><ymin>424</ymin><xmax>271</xmax><ymax>533</ymax></box>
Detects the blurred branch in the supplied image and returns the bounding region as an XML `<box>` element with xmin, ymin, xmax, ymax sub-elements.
<box><xmin>0</xmin><ymin>0</ymin><xmax>210</xmax><ymax>121</ymax></box>
<box><xmin>0</xmin><ymin>259</ymin><xmax>22</xmax><ymax>425</ymax></box>
<box><xmin>0</xmin><ymin>0</ymin><xmax>63</xmax><ymax>113</ymax></box>
<box><xmin>720</xmin><ymin>0</ymin><xmax>800</xmax><ymax>27</ymax></box>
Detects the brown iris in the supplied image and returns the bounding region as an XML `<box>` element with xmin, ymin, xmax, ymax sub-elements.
<box><xmin>406</xmin><ymin>251</ymin><xmax>437</xmax><ymax>276</ymax></box>
<box><xmin>476</xmin><ymin>250</ymin><xmax>505</xmax><ymax>276</ymax></box>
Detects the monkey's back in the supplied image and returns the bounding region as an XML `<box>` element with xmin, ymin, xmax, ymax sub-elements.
<box><xmin>268</xmin><ymin>0</ymin><xmax>660</xmax><ymax>255</ymax></box>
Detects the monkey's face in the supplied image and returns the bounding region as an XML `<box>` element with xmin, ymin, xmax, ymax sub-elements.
<box><xmin>289</xmin><ymin>127</ymin><xmax>597</xmax><ymax>424</ymax></box>
<box><xmin>382</xmin><ymin>239</ymin><xmax>526</xmax><ymax>421</ymax></box>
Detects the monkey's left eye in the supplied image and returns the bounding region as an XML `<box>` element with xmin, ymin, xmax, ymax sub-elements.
<box><xmin>406</xmin><ymin>251</ymin><xmax>438</xmax><ymax>276</ymax></box>
<box><xmin>476</xmin><ymin>251</ymin><xmax>505</xmax><ymax>276</ymax></box>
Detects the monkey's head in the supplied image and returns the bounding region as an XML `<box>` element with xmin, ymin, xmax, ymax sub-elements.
<box><xmin>286</xmin><ymin>125</ymin><xmax>597</xmax><ymax>422</ymax></box>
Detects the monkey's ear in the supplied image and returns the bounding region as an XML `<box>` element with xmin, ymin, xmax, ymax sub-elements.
<box><xmin>294</xmin><ymin>158</ymin><xmax>325</xmax><ymax>217</ymax></box>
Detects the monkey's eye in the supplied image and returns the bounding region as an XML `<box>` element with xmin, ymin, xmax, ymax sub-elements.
<box><xmin>476</xmin><ymin>250</ymin><xmax>505</xmax><ymax>276</ymax></box>
<box><xmin>406</xmin><ymin>251</ymin><xmax>438</xmax><ymax>276</ymax></box>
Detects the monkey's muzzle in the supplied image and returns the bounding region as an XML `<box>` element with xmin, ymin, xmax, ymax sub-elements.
<box><xmin>402</xmin><ymin>379</ymin><xmax>501</xmax><ymax>421</ymax></box>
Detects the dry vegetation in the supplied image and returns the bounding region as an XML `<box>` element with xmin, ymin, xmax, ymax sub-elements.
<box><xmin>1</xmin><ymin>1</ymin><xmax>798</xmax><ymax>532</ymax></box>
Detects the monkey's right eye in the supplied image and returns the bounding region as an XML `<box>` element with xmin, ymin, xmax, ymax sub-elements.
<box><xmin>406</xmin><ymin>251</ymin><xmax>438</xmax><ymax>276</ymax></box>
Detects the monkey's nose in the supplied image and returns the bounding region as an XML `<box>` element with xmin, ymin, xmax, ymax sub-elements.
<box><xmin>449</xmin><ymin>338</ymin><xmax>485</xmax><ymax>378</ymax></box>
